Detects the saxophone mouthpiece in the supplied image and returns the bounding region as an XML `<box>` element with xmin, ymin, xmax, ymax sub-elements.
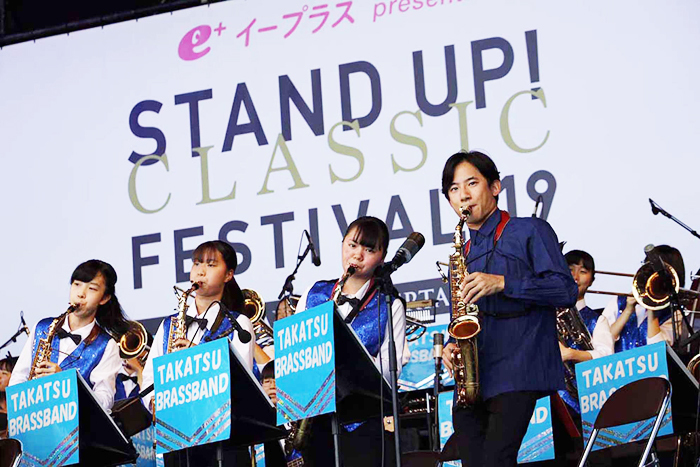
<box><xmin>67</xmin><ymin>303</ymin><xmax>78</xmax><ymax>312</ymax></box>
<box><xmin>347</xmin><ymin>266</ymin><xmax>356</xmax><ymax>276</ymax></box>
<box><xmin>460</xmin><ymin>206</ymin><xmax>471</xmax><ymax>219</ymax></box>
<box><xmin>191</xmin><ymin>282</ymin><xmax>201</xmax><ymax>291</ymax></box>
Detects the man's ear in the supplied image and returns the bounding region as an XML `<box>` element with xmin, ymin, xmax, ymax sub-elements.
<box><xmin>490</xmin><ymin>179</ymin><xmax>502</xmax><ymax>198</ymax></box>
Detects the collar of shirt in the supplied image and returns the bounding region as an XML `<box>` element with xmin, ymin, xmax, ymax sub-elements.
<box><xmin>186</xmin><ymin>301</ymin><xmax>220</xmax><ymax>343</ymax></box>
<box><xmin>335</xmin><ymin>279</ymin><xmax>371</xmax><ymax>320</ymax></box>
<box><xmin>62</xmin><ymin>318</ymin><xmax>96</xmax><ymax>340</ymax></box>
<box><xmin>576</xmin><ymin>298</ymin><xmax>587</xmax><ymax>311</ymax></box>
<box><xmin>468</xmin><ymin>208</ymin><xmax>501</xmax><ymax>246</ymax></box>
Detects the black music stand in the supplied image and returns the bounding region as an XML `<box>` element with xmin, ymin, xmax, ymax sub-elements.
<box><xmin>328</xmin><ymin>306</ymin><xmax>394</xmax><ymax>466</ymax></box>
<box><xmin>163</xmin><ymin>341</ymin><xmax>287</xmax><ymax>466</ymax></box>
<box><xmin>75</xmin><ymin>373</ymin><xmax>138</xmax><ymax>466</ymax></box>
<box><xmin>665</xmin><ymin>343</ymin><xmax>699</xmax><ymax>433</ymax></box>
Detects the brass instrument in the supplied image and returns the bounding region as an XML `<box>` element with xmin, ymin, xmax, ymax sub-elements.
<box><xmin>447</xmin><ymin>206</ymin><xmax>481</xmax><ymax>407</ymax></box>
<box><xmin>119</xmin><ymin>321</ymin><xmax>150</xmax><ymax>366</ymax></box>
<box><xmin>242</xmin><ymin>289</ymin><xmax>274</xmax><ymax>344</ymax></box>
<box><xmin>29</xmin><ymin>304</ymin><xmax>77</xmax><ymax>380</ymax></box>
<box><xmin>687</xmin><ymin>354</ymin><xmax>700</xmax><ymax>382</ymax></box>
<box><xmin>556</xmin><ymin>307</ymin><xmax>594</xmax><ymax>399</ymax></box>
<box><xmin>632</xmin><ymin>261</ymin><xmax>680</xmax><ymax>311</ymax></box>
<box><xmin>167</xmin><ymin>282</ymin><xmax>199</xmax><ymax>354</ymax></box>
<box><xmin>331</xmin><ymin>266</ymin><xmax>356</xmax><ymax>303</ymax></box>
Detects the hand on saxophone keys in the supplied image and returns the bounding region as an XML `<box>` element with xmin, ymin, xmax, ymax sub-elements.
<box><xmin>442</xmin><ymin>342</ymin><xmax>458</xmax><ymax>376</ymax></box>
<box><xmin>34</xmin><ymin>361</ymin><xmax>62</xmax><ymax>378</ymax></box>
<box><xmin>459</xmin><ymin>272</ymin><xmax>505</xmax><ymax>304</ymax></box>
<box><xmin>172</xmin><ymin>337</ymin><xmax>193</xmax><ymax>352</ymax></box>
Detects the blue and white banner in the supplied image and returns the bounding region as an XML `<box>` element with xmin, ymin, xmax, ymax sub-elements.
<box><xmin>398</xmin><ymin>323</ymin><xmax>453</xmax><ymax>392</ymax></box>
<box><xmin>254</xmin><ymin>444</ymin><xmax>266</xmax><ymax>467</ymax></box>
<box><xmin>132</xmin><ymin>426</ymin><xmax>157</xmax><ymax>467</ymax></box>
<box><xmin>438</xmin><ymin>392</ymin><xmax>553</xmax><ymax>465</ymax></box>
<box><xmin>6</xmin><ymin>369</ymin><xmax>80</xmax><ymax>466</ymax></box>
<box><xmin>275</xmin><ymin>301</ymin><xmax>335</xmax><ymax>424</ymax></box>
<box><xmin>153</xmin><ymin>338</ymin><xmax>232</xmax><ymax>454</ymax></box>
<box><xmin>576</xmin><ymin>341</ymin><xmax>672</xmax><ymax>451</ymax></box>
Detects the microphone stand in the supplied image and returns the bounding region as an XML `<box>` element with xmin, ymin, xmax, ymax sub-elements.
<box><xmin>277</xmin><ymin>235</ymin><xmax>315</xmax><ymax>303</ymax></box>
<box><xmin>432</xmin><ymin>336</ymin><xmax>443</xmax><ymax>452</ymax></box>
<box><xmin>0</xmin><ymin>324</ymin><xmax>29</xmax><ymax>351</ymax></box>
<box><xmin>649</xmin><ymin>198</ymin><xmax>700</xmax><ymax>241</ymax></box>
<box><xmin>367</xmin><ymin>271</ymin><xmax>403</xmax><ymax>467</ymax></box>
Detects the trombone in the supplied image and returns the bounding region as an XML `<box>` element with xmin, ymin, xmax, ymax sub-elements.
<box><xmin>589</xmin><ymin>265</ymin><xmax>700</xmax><ymax>310</ymax></box>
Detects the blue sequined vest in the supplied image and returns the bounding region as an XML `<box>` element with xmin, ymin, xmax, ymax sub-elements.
<box><xmin>33</xmin><ymin>318</ymin><xmax>112</xmax><ymax>389</ymax></box>
<box><xmin>305</xmin><ymin>280</ymin><xmax>388</xmax><ymax>357</ymax></box>
<box><xmin>614</xmin><ymin>296</ymin><xmax>672</xmax><ymax>353</ymax></box>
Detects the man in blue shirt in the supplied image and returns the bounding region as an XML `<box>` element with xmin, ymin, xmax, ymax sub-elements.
<box><xmin>441</xmin><ymin>151</ymin><xmax>577</xmax><ymax>467</ymax></box>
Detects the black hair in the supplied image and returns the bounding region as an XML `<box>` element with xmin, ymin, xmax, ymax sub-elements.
<box><xmin>650</xmin><ymin>245</ymin><xmax>685</xmax><ymax>288</ymax></box>
<box><xmin>71</xmin><ymin>260</ymin><xmax>130</xmax><ymax>338</ymax></box>
<box><xmin>0</xmin><ymin>356</ymin><xmax>17</xmax><ymax>373</ymax></box>
<box><xmin>565</xmin><ymin>250</ymin><xmax>596</xmax><ymax>282</ymax></box>
<box><xmin>192</xmin><ymin>241</ymin><xmax>245</xmax><ymax>312</ymax></box>
<box><xmin>344</xmin><ymin>216</ymin><xmax>390</xmax><ymax>260</ymax></box>
<box><xmin>261</xmin><ymin>360</ymin><xmax>275</xmax><ymax>381</ymax></box>
<box><xmin>441</xmin><ymin>150</ymin><xmax>501</xmax><ymax>201</ymax></box>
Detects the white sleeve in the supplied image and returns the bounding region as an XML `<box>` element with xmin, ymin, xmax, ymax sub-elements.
<box><xmin>377</xmin><ymin>298</ymin><xmax>406</xmax><ymax>381</ymax></box>
<box><xmin>89</xmin><ymin>339</ymin><xmax>122</xmax><ymax>411</ymax></box>
<box><xmin>601</xmin><ymin>297</ymin><xmax>620</xmax><ymax>328</ymax></box>
<box><xmin>231</xmin><ymin>314</ymin><xmax>255</xmax><ymax>371</ymax></box>
<box><xmin>648</xmin><ymin>310</ymin><xmax>679</xmax><ymax>345</ymax></box>
<box><xmin>587</xmin><ymin>316</ymin><xmax>614</xmax><ymax>360</ymax></box>
<box><xmin>8</xmin><ymin>323</ymin><xmax>37</xmax><ymax>387</ymax></box>
<box><xmin>141</xmin><ymin>319</ymin><xmax>166</xmax><ymax>412</ymax></box>
<box><xmin>295</xmin><ymin>287</ymin><xmax>312</xmax><ymax>313</ymax></box>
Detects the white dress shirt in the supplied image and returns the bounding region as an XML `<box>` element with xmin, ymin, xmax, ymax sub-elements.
<box><xmin>601</xmin><ymin>296</ymin><xmax>679</xmax><ymax>346</ymax></box>
<box><xmin>296</xmin><ymin>279</ymin><xmax>406</xmax><ymax>382</ymax></box>
<box><xmin>10</xmin><ymin>319</ymin><xmax>121</xmax><ymax>411</ymax></box>
<box><xmin>575</xmin><ymin>298</ymin><xmax>614</xmax><ymax>360</ymax></box>
<box><xmin>142</xmin><ymin>301</ymin><xmax>255</xmax><ymax>410</ymax></box>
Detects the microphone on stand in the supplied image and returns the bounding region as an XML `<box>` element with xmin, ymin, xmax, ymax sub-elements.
<box><xmin>227</xmin><ymin>314</ymin><xmax>252</xmax><ymax>344</ymax></box>
<box><xmin>432</xmin><ymin>333</ymin><xmax>444</xmax><ymax>451</ymax></box>
<box><xmin>20</xmin><ymin>311</ymin><xmax>30</xmax><ymax>336</ymax></box>
<box><xmin>304</xmin><ymin>230</ymin><xmax>321</xmax><ymax>267</ymax></box>
<box><xmin>433</xmin><ymin>333</ymin><xmax>444</xmax><ymax>368</ymax></box>
<box><xmin>532</xmin><ymin>195</ymin><xmax>543</xmax><ymax>218</ymax></box>
<box><xmin>649</xmin><ymin>198</ymin><xmax>660</xmax><ymax>215</ymax></box>
<box><xmin>376</xmin><ymin>232</ymin><xmax>425</xmax><ymax>276</ymax></box>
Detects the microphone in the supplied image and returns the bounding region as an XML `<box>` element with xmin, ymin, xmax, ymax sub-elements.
<box><xmin>532</xmin><ymin>195</ymin><xmax>543</xmax><ymax>218</ymax></box>
<box><xmin>377</xmin><ymin>232</ymin><xmax>426</xmax><ymax>275</ymax></box>
<box><xmin>649</xmin><ymin>198</ymin><xmax>660</xmax><ymax>215</ymax></box>
<box><xmin>20</xmin><ymin>311</ymin><xmax>29</xmax><ymax>336</ymax></box>
<box><xmin>304</xmin><ymin>230</ymin><xmax>321</xmax><ymax>267</ymax></box>
<box><xmin>229</xmin><ymin>315</ymin><xmax>252</xmax><ymax>344</ymax></box>
<box><xmin>433</xmin><ymin>333</ymin><xmax>444</xmax><ymax>363</ymax></box>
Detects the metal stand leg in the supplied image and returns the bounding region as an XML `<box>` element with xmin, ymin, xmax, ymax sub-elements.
<box><xmin>332</xmin><ymin>413</ymin><xmax>342</xmax><ymax>467</ymax></box>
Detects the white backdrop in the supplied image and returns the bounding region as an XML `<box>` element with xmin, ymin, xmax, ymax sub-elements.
<box><xmin>1</xmin><ymin>0</ymin><xmax>699</xmax><ymax>355</ymax></box>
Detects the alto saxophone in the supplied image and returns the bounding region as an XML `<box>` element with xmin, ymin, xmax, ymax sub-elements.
<box><xmin>556</xmin><ymin>307</ymin><xmax>593</xmax><ymax>400</ymax></box>
<box><xmin>283</xmin><ymin>266</ymin><xmax>357</xmax><ymax>460</ymax></box>
<box><xmin>447</xmin><ymin>206</ymin><xmax>482</xmax><ymax>407</ymax></box>
<box><xmin>166</xmin><ymin>283</ymin><xmax>199</xmax><ymax>354</ymax></box>
<box><xmin>28</xmin><ymin>304</ymin><xmax>77</xmax><ymax>380</ymax></box>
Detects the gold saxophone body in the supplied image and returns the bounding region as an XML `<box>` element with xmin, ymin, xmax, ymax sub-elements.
<box><xmin>167</xmin><ymin>283</ymin><xmax>199</xmax><ymax>354</ymax></box>
<box><xmin>28</xmin><ymin>304</ymin><xmax>77</xmax><ymax>380</ymax></box>
<box><xmin>555</xmin><ymin>307</ymin><xmax>594</xmax><ymax>399</ymax></box>
<box><xmin>447</xmin><ymin>207</ymin><xmax>482</xmax><ymax>407</ymax></box>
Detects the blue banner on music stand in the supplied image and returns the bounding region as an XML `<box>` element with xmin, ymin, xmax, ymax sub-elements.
<box><xmin>438</xmin><ymin>392</ymin><xmax>553</xmax><ymax>465</ymax></box>
<box><xmin>6</xmin><ymin>369</ymin><xmax>80</xmax><ymax>466</ymax></box>
<box><xmin>576</xmin><ymin>341</ymin><xmax>672</xmax><ymax>451</ymax></box>
<box><xmin>274</xmin><ymin>301</ymin><xmax>335</xmax><ymax>425</ymax></box>
<box><xmin>153</xmin><ymin>338</ymin><xmax>232</xmax><ymax>454</ymax></box>
<box><xmin>132</xmin><ymin>426</ymin><xmax>156</xmax><ymax>467</ymax></box>
<box><xmin>398</xmin><ymin>323</ymin><xmax>454</xmax><ymax>392</ymax></box>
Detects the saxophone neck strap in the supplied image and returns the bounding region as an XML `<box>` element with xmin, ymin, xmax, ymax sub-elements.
<box><xmin>464</xmin><ymin>211</ymin><xmax>511</xmax><ymax>256</ymax></box>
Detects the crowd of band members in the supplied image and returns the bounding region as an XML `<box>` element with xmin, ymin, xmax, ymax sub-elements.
<box><xmin>1</xmin><ymin>149</ymin><xmax>692</xmax><ymax>467</ymax></box>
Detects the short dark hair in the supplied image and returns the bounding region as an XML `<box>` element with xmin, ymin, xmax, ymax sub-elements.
<box><xmin>649</xmin><ymin>245</ymin><xmax>685</xmax><ymax>288</ymax></box>
<box><xmin>565</xmin><ymin>250</ymin><xmax>596</xmax><ymax>282</ymax></box>
<box><xmin>344</xmin><ymin>216</ymin><xmax>390</xmax><ymax>260</ymax></box>
<box><xmin>261</xmin><ymin>360</ymin><xmax>275</xmax><ymax>381</ymax></box>
<box><xmin>71</xmin><ymin>260</ymin><xmax>130</xmax><ymax>337</ymax></box>
<box><xmin>192</xmin><ymin>241</ymin><xmax>245</xmax><ymax>312</ymax></box>
<box><xmin>0</xmin><ymin>355</ymin><xmax>17</xmax><ymax>373</ymax></box>
<box><xmin>441</xmin><ymin>150</ymin><xmax>500</xmax><ymax>201</ymax></box>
